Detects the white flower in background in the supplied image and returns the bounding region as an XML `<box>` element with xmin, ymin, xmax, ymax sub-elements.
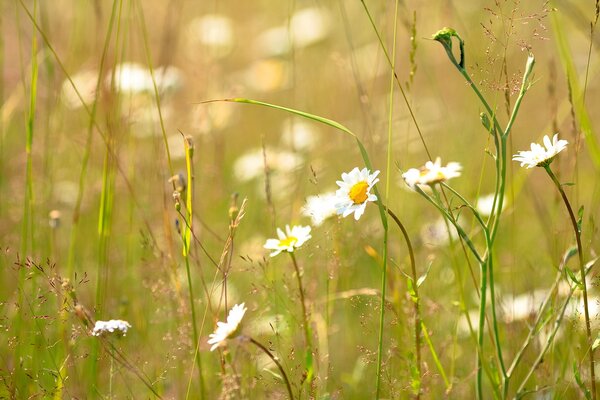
<box><xmin>281</xmin><ymin>119</ymin><xmax>318</xmax><ymax>151</ymax></box>
<box><xmin>233</xmin><ymin>147</ymin><xmax>303</xmax><ymax>182</ymax></box>
<box><xmin>264</xmin><ymin>225</ymin><xmax>312</xmax><ymax>257</ymax></box>
<box><xmin>92</xmin><ymin>319</ymin><xmax>132</xmax><ymax>337</ymax></box>
<box><xmin>513</xmin><ymin>134</ymin><xmax>568</xmax><ymax>168</ymax></box>
<box><xmin>475</xmin><ymin>194</ymin><xmax>506</xmax><ymax>217</ymax></box>
<box><xmin>61</xmin><ymin>69</ymin><xmax>99</xmax><ymax>109</ymax></box>
<box><xmin>334</xmin><ymin>167</ymin><xmax>380</xmax><ymax>220</ymax></box>
<box><xmin>243</xmin><ymin>59</ymin><xmax>291</xmax><ymax>92</ymax></box>
<box><xmin>420</xmin><ymin>218</ymin><xmax>459</xmax><ymax>248</ymax></box>
<box><xmin>153</xmin><ymin>66</ymin><xmax>183</xmax><ymax>94</ymax></box>
<box><xmin>207</xmin><ymin>303</ymin><xmax>247</xmax><ymax>351</ymax></box>
<box><xmin>255</xmin><ymin>7</ymin><xmax>331</xmax><ymax>56</ymax></box>
<box><xmin>302</xmin><ymin>192</ymin><xmax>338</xmax><ymax>226</ymax></box>
<box><xmin>108</xmin><ymin>62</ymin><xmax>153</xmax><ymax>93</ymax></box>
<box><xmin>402</xmin><ymin>157</ymin><xmax>461</xmax><ymax>188</ymax></box>
<box><xmin>188</xmin><ymin>14</ymin><xmax>234</xmax><ymax>57</ymax></box>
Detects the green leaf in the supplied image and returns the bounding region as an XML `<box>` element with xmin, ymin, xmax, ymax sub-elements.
<box><xmin>577</xmin><ymin>205</ymin><xmax>584</xmax><ymax>234</ymax></box>
<box><xmin>565</xmin><ymin>267</ymin><xmax>582</xmax><ymax>287</ymax></box>
<box><xmin>573</xmin><ymin>362</ymin><xmax>592</xmax><ymax>399</ymax></box>
<box><xmin>592</xmin><ymin>333</ymin><xmax>600</xmax><ymax>351</ymax></box>
<box><xmin>416</xmin><ymin>260</ymin><xmax>433</xmax><ymax>288</ymax></box>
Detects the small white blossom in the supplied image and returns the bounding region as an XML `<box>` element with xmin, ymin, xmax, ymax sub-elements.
<box><xmin>475</xmin><ymin>194</ymin><xmax>506</xmax><ymax>217</ymax></box>
<box><xmin>264</xmin><ymin>225</ymin><xmax>312</xmax><ymax>257</ymax></box>
<box><xmin>92</xmin><ymin>319</ymin><xmax>132</xmax><ymax>337</ymax></box>
<box><xmin>301</xmin><ymin>192</ymin><xmax>337</xmax><ymax>226</ymax></box>
<box><xmin>207</xmin><ymin>303</ymin><xmax>247</xmax><ymax>351</ymax></box>
<box><xmin>512</xmin><ymin>134</ymin><xmax>568</xmax><ymax>168</ymax></box>
<box><xmin>334</xmin><ymin>167</ymin><xmax>380</xmax><ymax>220</ymax></box>
<box><xmin>402</xmin><ymin>157</ymin><xmax>461</xmax><ymax>188</ymax></box>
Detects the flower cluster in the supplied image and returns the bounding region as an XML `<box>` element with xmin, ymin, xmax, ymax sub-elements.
<box><xmin>512</xmin><ymin>134</ymin><xmax>568</xmax><ymax>168</ymax></box>
<box><xmin>92</xmin><ymin>319</ymin><xmax>132</xmax><ymax>337</ymax></box>
<box><xmin>207</xmin><ymin>303</ymin><xmax>247</xmax><ymax>351</ymax></box>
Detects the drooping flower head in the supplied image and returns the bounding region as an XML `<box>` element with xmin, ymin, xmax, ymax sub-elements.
<box><xmin>512</xmin><ymin>134</ymin><xmax>568</xmax><ymax>168</ymax></box>
<box><xmin>334</xmin><ymin>167</ymin><xmax>380</xmax><ymax>220</ymax></box>
<box><xmin>207</xmin><ymin>303</ymin><xmax>247</xmax><ymax>351</ymax></box>
<box><xmin>301</xmin><ymin>192</ymin><xmax>337</xmax><ymax>226</ymax></box>
<box><xmin>402</xmin><ymin>157</ymin><xmax>461</xmax><ymax>188</ymax></box>
<box><xmin>92</xmin><ymin>319</ymin><xmax>132</xmax><ymax>337</ymax></box>
<box><xmin>264</xmin><ymin>225</ymin><xmax>312</xmax><ymax>257</ymax></box>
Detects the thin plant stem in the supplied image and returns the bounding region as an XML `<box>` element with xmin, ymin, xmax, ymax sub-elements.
<box><xmin>289</xmin><ymin>252</ymin><xmax>314</xmax><ymax>392</ymax></box>
<box><xmin>248</xmin><ymin>337</ymin><xmax>295</xmax><ymax>400</ymax></box>
<box><xmin>544</xmin><ymin>165</ymin><xmax>596</xmax><ymax>399</ymax></box>
<box><xmin>385</xmin><ymin>207</ymin><xmax>422</xmax><ymax>396</ymax></box>
<box><xmin>182</xmin><ymin>136</ymin><xmax>206</xmax><ymax>399</ymax></box>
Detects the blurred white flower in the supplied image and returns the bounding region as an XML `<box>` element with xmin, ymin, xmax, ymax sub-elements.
<box><xmin>500</xmin><ymin>290</ymin><xmax>547</xmax><ymax>324</ymax></box>
<box><xmin>513</xmin><ymin>134</ymin><xmax>568</xmax><ymax>168</ymax></box>
<box><xmin>402</xmin><ymin>157</ymin><xmax>461</xmax><ymax>188</ymax></box>
<box><xmin>281</xmin><ymin>119</ymin><xmax>318</xmax><ymax>151</ymax></box>
<box><xmin>264</xmin><ymin>225</ymin><xmax>312</xmax><ymax>257</ymax></box>
<box><xmin>207</xmin><ymin>303</ymin><xmax>247</xmax><ymax>351</ymax></box>
<box><xmin>255</xmin><ymin>7</ymin><xmax>330</xmax><ymax>56</ymax></box>
<box><xmin>302</xmin><ymin>192</ymin><xmax>337</xmax><ymax>226</ymax></box>
<box><xmin>188</xmin><ymin>14</ymin><xmax>234</xmax><ymax>57</ymax></box>
<box><xmin>420</xmin><ymin>218</ymin><xmax>458</xmax><ymax>248</ymax></box>
<box><xmin>475</xmin><ymin>194</ymin><xmax>506</xmax><ymax>217</ymax></box>
<box><xmin>108</xmin><ymin>62</ymin><xmax>153</xmax><ymax>93</ymax></box>
<box><xmin>92</xmin><ymin>319</ymin><xmax>131</xmax><ymax>337</ymax></box>
<box><xmin>335</xmin><ymin>167</ymin><xmax>379</xmax><ymax>221</ymax></box>
<box><xmin>61</xmin><ymin>69</ymin><xmax>99</xmax><ymax>109</ymax></box>
<box><xmin>233</xmin><ymin>147</ymin><xmax>303</xmax><ymax>182</ymax></box>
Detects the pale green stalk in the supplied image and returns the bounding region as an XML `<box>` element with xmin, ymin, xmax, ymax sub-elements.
<box><xmin>248</xmin><ymin>337</ymin><xmax>294</xmax><ymax>400</ymax></box>
<box><xmin>182</xmin><ymin>137</ymin><xmax>205</xmax><ymax>398</ymax></box>
<box><xmin>16</xmin><ymin>0</ymin><xmax>38</xmax><ymax>395</ymax></box>
<box><xmin>376</xmin><ymin>1</ymin><xmax>398</xmax><ymax>397</ymax></box>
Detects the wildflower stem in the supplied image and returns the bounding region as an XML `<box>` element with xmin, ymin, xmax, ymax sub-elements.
<box><xmin>544</xmin><ymin>165</ymin><xmax>596</xmax><ymax>400</ymax></box>
<box><xmin>289</xmin><ymin>252</ymin><xmax>314</xmax><ymax>390</ymax></box>
<box><xmin>248</xmin><ymin>337</ymin><xmax>295</xmax><ymax>400</ymax></box>
<box><xmin>182</xmin><ymin>137</ymin><xmax>206</xmax><ymax>399</ymax></box>
<box><xmin>385</xmin><ymin>207</ymin><xmax>422</xmax><ymax>395</ymax></box>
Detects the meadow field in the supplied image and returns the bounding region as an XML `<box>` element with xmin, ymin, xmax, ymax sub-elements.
<box><xmin>2</xmin><ymin>0</ymin><xmax>600</xmax><ymax>398</ymax></box>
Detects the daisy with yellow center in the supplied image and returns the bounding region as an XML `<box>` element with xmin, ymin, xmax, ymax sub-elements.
<box><xmin>334</xmin><ymin>167</ymin><xmax>380</xmax><ymax>220</ymax></box>
<box><xmin>264</xmin><ymin>225</ymin><xmax>312</xmax><ymax>257</ymax></box>
<box><xmin>402</xmin><ymin>157</ymin><xmax>461</xmax><ymax>188</ymax></box>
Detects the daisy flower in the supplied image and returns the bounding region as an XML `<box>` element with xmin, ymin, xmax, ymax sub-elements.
<box><xmin>92</xmin><ymin>319</ymin><xmax>132</xmax><ymax>337</ymax></box>
<box><xmin>207</xmin><ymin>303</ymin><xmax>247</xmax><ymax>351</ymax></box>
<box><xmin>334</xmin><ymin>167</ymin><xmax>380</xmax><ymax>220</ymax></box>
<box><xmin>475</xmin><ymin>194</ymin><xmax>506</xmax><ymax>217</ymax></box>
<box><xmin>301</xmin><ymin>192</ymin><xmax>337</xmax><ymax>226</ymax></box>
<box><xmin>402</xmin><ymin>157</ymin><xmax>461</xmax><ymax>188</ymax></box>
<box><xmin>264</xmin><ymin>225</ymin><xmax>312</xmax><ymax>257</ymax></box>
<box><xmin>512</xmin><ymin>134</ymin><xmax>568</xmax><ymax>168</ymax></box>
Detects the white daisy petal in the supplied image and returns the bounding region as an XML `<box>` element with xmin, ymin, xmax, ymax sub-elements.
<box><xmin>402</xmin><ymin>157</ymin><xmax>462</xmax><ymax>188</ymax></box>
<box><xmin>264</xmin><ymin>224</ymin><xmax>312</xmax><ymax>257</ymax></box>
<box><xmin>512</xmin><ymin>134</ymin><xmax>568</xmax><ymax>168</ymax></box>
<box><xmin>207</xmin><ymin>303</ymin><xmax>247</xmax><ymax>351</ymax></box>
<box><xmin>333</xmin><ymin>167</ymin><xmax>380</xmax><ymax>221</ymax></box>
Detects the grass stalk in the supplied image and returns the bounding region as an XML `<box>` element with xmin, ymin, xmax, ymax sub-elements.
<box><xmin>248</xmin><ymin>337</ymin><xmax>295</xmax><ymax>400</ymax></box>
<box><xmin>544</xmin><ymin>165</ymin><xmax>596</xmax><ymax>399</ymax></box>
<box><xmin>182</xmin><ymin>136</ymin><xmax>206</xmax><ymax>398</ymax></box>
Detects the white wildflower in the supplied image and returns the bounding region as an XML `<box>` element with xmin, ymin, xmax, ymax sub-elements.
<box><xmin>207</xmin><ymin>303</ymin><xmax>247</xmax><ymax>351</ymax></box>
<box><xmin>264</xmin><ymin>225</ymin><xmax>312</xmax><ymax>257</ymax></box>
<box><xmin>334</xmin><ymin>168</ymin><xmax>380</xmax><ymax>221</ymax></box>
<box><xmin>402</xmin><ymin>157</ymin><xmax>461</xmax><ymax>188</ymax></box>
<box><xmin>512</xmin><ymin>134</ymin><xmax>568</xmax><ymax>168</ymax></box>
<box><xmin>92</xmin><ymin>319</ymin><xmax>132</xmax><ymax>337</ymax></box>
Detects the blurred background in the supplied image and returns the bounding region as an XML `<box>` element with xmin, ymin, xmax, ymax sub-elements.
<box><xmin>1</xmin><ymin>0</ymin><xmax>599</xmax><ymax>398</ymax></box>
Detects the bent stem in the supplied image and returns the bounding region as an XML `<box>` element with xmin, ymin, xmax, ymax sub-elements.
<box><xmin>289</xmin><ymin>252</ymin><xmax>314</xmax><ymax>392</ymax></box>
<box><xmin>248</xmin><ymin>337</ymin><xmax>295</xmax><ymax>400</ymax></box>
<box><xmin>385</xmin><ymin>207</ymin><xmax>422</xmax><ymax>395</ymax></box>
<box><xmin>544</xmin><ymin>165</ymin><xmax>596</xmax><ymax>399</ymax></box>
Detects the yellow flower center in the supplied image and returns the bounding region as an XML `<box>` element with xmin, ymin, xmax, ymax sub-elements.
<box><xmin>349</xmin><ymin>181</ymin><xmax>369</xmax><ymax>204</ymax></box>
<box><xmin>279</xmin><ymin>236</ymin><xmax>298</xmax><ymax>248</ymax></box>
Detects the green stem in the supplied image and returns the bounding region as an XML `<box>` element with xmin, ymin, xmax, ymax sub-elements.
<box><xmin>248</xmin><ymin>337</ymin><xmax>295</xmax><ymax>400</ymax></box>
<box><xmin>544</xmin><ymin>165</ymin><xmax>596</xmax><ymax>400</ymax></box>
<box><xmin>182</xmin><ymin>138</ymin><xmax>205</xmax><ymax>398</ymax></box>
<box><xmin>289</xmin><ymin>252</ymin><xmax>314</xmax><ymax>393</ymax></box>
<box><xmin>385</xmin><ymin>207</ymin><xmax>422</xmax><ymax>396</ymax></box>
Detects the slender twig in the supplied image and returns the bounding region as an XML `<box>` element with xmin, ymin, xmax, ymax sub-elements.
<box><xmin>544</xmin><ymin>165</ymin><xmax>596</xmax><ymax>399</ymax></box>
<box><xmin>248</xmin><ymin>337</ymin><xmax>295</xmax><ymax>400</ymax></box>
